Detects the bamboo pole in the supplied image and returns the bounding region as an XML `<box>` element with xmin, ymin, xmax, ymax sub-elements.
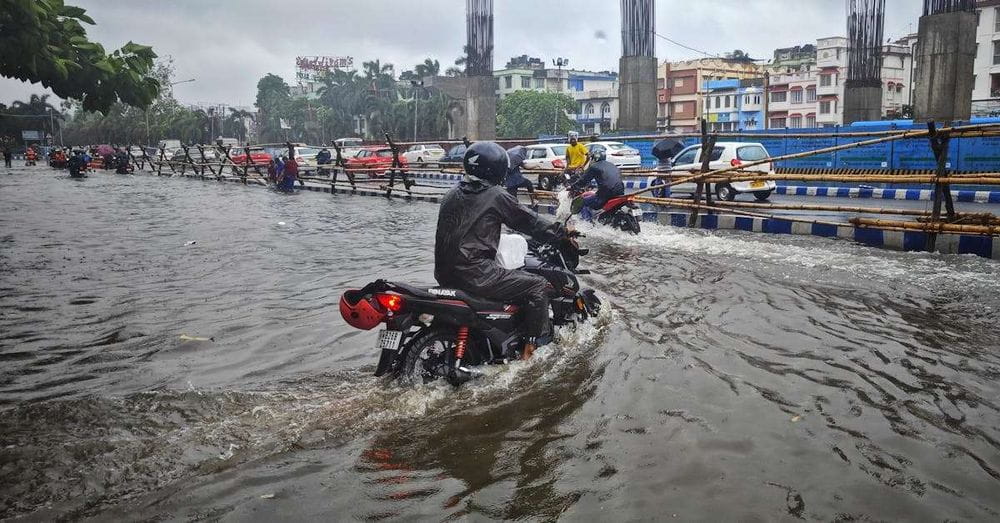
<box><xmin>851</xmin><ymin>217</ymin><xmax>1000</xmax><ymax>235</ymax></box>
<box><xmin>633</xmin><ymin>195</ymin><xmax>997</xmax><ymax>219</ymax></box>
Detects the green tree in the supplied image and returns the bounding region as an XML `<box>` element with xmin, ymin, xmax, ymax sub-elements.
<box><xmin>414</xmin><ymin>58</ymin><xmax>440</xmax><ymax>79</ymax></box>
<box><xmin>497</xmin><ymin>90</ymin><xmax>577</xmax><ymax>138</ymax></box>
<box><xmin>0</xmin><ymin>0</ymin><xmax>159</xmax><ymax>112</ymax></box>
<box><xmin>254</xmin><ymin>74</ymin><xmax>291</xmax><ymax>142</ymax></box>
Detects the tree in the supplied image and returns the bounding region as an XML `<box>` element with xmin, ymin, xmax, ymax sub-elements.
<box><xmin>444</xmin><ymin>67</ymin><xmax>464</xmax><ymax>77</ymax></box>
<box><xmin>726</xmin><ymin>49</ymin><xmax>754</xmax><ymax>63</ymax></box>
<box><xmin>414</xmin><ymin>58</ymin><xmax>440</xmax><ymax>79</ymax></box>
<box><xmin>254</xmin><ymin>74</ymin><xmax>291</xmax><ymax>142</ymax></box>
<box><xmin>0</xmin><ymin>0</ymin><xmax>160</xmax><ymax>112</ymax></box>
<box><xmin>497</xmin><ymin>90</ymin><xmax>577</xmax><ymax>138</ymax></box>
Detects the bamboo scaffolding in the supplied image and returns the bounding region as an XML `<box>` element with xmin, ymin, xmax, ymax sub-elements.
<box><xmin>851</xmin><ymin>217</ymin><xmax>1000</xmax><ymax>235</ymax></box>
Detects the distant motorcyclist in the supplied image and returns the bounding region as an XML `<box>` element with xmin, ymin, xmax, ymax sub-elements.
<box><xmin>67</xmin><ymin>150</ymin><xmax>85</xmax><ymax>177</ymax></box>
<box><xmin>114</xmin><ymin>148</ymin><xmax>131</xmax><ymax>174</ymax></box>
<box><xmin>570</xmin><ymin>148</ymin><xmax>624</xmax><ymax>222</ymax></box>
<box><xmin>434</xmin><ymin>141</ymin><xmax>570</xmax><ymax>360</ymax></box>
<box><xmin>504</xmin><ymin>145</ymin><xmax>536</xmax><ymax>205</ymax></box>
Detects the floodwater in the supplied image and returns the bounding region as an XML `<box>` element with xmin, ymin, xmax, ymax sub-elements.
<box><xmin>2</xmin><ymin>167</ymin><xmax>999</xmax><ymax>521</ymax></box>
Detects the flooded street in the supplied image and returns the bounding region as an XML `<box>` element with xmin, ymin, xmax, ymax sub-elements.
<box><xmin>2</xmin><ymin>169</ymin><xmax>999</xmax><ymax>521</ymax></box>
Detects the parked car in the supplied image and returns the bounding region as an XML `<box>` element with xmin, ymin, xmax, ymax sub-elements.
<box><xmin>668</xmin><ymin>142</ymin><xmax>776</xmax><ymax>201</ymax></box>
<box><xmin>230</xmin><ymin>146</ymin><xmax>272</xmax><ymax>166</ymax></box>
<box><xmin>402</xmin><ymin>144</ymin><xmax>445</xmax><ymax>164</ymax></box>
<box><xmin>333</xmin><ymin>137</ymin><xmax>364</xmax><ymax>159</ymax></box>
<box><xmin>290</xmin><ymin>145</ymin><xmax>321</xmax><ymax>171</ymax></box>
<box><xmin>346</xmin><ymin>146</ymin><xmax>408</xmax><ymax>176</ymax></box>
<box><xmin>438</xmin><ymin>144</ymin><xmax>467</xmax><ymax>166</ymax></box>
<box><xmin>586</xmin><ymin>141</ymin><xmax>642</xmax><ymax>169</ymax></box>
<box><xmin>522</xmin><ymin>144</ymin><xmax>568</xmax><ymax>170</ymax></box>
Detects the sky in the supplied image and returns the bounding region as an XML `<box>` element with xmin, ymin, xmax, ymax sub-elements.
<box><xmin>0</xmin><ymin>0</ymin><xmax>924</xmax><ymax>108</ymax></box>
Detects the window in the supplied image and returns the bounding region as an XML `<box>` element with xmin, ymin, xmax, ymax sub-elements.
<box><xmin>672</xmin><ymin>148</ymin><xmax>698</xmax><ymax>165</ymax></box>
<box><xmin>791</xmin><ymin>90</ymin><xmax>803</xmax><ymax>103</ymax></box>
<box><xmin>724</xmin><ymin>95</ymin><xmax>731</xmax><ymax>108</ymax></box>
<box><xmin>673</xmin><ymin>102</ymin><xmax>685</xmax><ymax>114</ymax></box>
<box><xmin>806</xmin><ymin>115</ymin><xmax>816</xmax><ymax>128</ymax></box>
<box><xmin>705</xmin><ymin>98</ymin><xmax>710</xmax><ymax>111</ymax></box>
<box><xmin>715</xmin><ymin>97</ymin><xmax>721</xmax><ymax>108</ymax></box>
<box><xmin>770</xmin><ymin>117</ymin><xmax>787</xmax><ymax>128</ymax></box>
<box><xmin>504</xmin><ymin>75</ymin><xmax>512</xmax><ymax>88</ymax></box>
<box><xmin>806</xmin><ymin>87</ymin><xmax>817</xmax><ymax>103</ymax></box>
<box><xmin>601</xmin><ymin>102</ymin><xmax>611</xmax><ymax>116</ymax></box>
<box><xmin>551</xmin><ymin>145</ymin><xmax>567</xmax><ymax>156</ymax></box>
<box><xmin>755</xmin><ymin>95</ymin><xmax>761</xmax><ymax>104</ymax></box>
<box><xmin>376</xmin><ymin>150</ymin><xmax>393</xmax><ymax>158</ymax></box>
<box><xmin>820</xmin><ymin>74</ymin><xmax>832</xmax><ymax>87</ymax></box>
<box><xmin>994</xmin><ymin>40</ymin><xmax>1000</xmax><ymax>65</ymax></box>
<box><xmin>771</xmin><ymin>91</ymin><xmax>787</xmax><ymax>103</ymax></box>
<box><xmin>789</xmin><ymin>116</ymin><xmax>802</xmax><ymax>128</ymax></box>
<box><xmin>521</xmin><ymin>76</ymin><xmax>531</xmax><ymax>88</ymax></box>
<box><xmin>996</xmin><ymin>7</ymin><xmax>1000</xmax><ymax>32</ymax></box>
<box><xmin>534</xmin><ymin>78</ymin><xmax>544</xmax><ymax>88</ymax></box>
<box><xmin>529</xmin><ymin>148</ymin><xmax>547</xmax><ymax>159</ymax></box>
<box><xmin>736</xmin><ymin>146</ymin><xmax>768</xmax><ymax>162</ymax></box>
<box><xmin>585</xmin><ymin>103</ymin><xmax>594</xmax><ymax>115</ymax></box>
<box><xmin>820</xmin><ymin>101</ymin><xmax>831</xmax><ymax>114</ymax></box>
<box><xmin>673</xmin><ymin>77</ymin><xmax>685</xmax><ymax>88</ymax></box>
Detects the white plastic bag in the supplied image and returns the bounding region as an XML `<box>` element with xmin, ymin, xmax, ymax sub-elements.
<box><xmin>496</xmin><ymin>234</ymin><xmax>528</xmax><ymax>270</ymax></box>
<box><xmin>554</xmin><ymin>189</ymin><xmax>573</xmax><ymax>222</ymax></box>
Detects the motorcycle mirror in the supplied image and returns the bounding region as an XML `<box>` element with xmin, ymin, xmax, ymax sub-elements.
<box><xmin>570</xmin><ymin>196</ymin><xmax>585</xmax><ymax>215</ymax></box>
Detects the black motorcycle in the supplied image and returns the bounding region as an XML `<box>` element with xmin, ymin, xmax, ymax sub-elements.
<box><xmin>339</xmin><ymin>235</ymin><xmax>601</xmax><ymax>386</ymax></box>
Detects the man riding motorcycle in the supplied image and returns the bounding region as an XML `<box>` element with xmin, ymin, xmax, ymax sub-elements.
<box><xmin>570</xmin><ymin>148</ymin><xmax>625</xmax><ymax>222</ymax></box>
<box><xmin>563</xmin><ymin>131</ymin><xmax>589</xmax><ymax>184</ymax></box>
<box><xmin>434</xmin><ymin>141</ymin><xmax>570</xmax><ymax>360</ymax></box>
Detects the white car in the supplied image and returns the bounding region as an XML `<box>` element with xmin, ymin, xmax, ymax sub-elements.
<box><xmin>522</xmin><ymin>144</ymin><xmax>567</xmax><ymax>170</ymax></box>
<box><xmin>586</xmin><ymin>141</ymin><xmax>641</xmax><ymax>169</ymax></box>
<box><xmin>402</xmin><ymin>144</ymin><xmax>445</xmax><ymax>164</ymax></box>
<box><xmin>667</xmin><ymin>142</ymin><xmax>776</xmax><ymax>201</ymax></box>
<box><xmin>333</xmin><ymin>137</ymin><xmax>364</xmax><ymax>159</ymax></box>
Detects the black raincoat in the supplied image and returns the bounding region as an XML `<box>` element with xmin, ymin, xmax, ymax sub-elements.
<box><xmin>571</xmin><ymin>159</ymin><xmax>624</xmax><ymax>203</ymax></box>
<box><xmin>434</xmin><ymin>180</ymin><xmax>565</xmax><ymax>338</ymax></box>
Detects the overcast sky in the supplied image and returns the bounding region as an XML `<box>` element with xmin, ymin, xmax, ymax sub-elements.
<box><xmin>0</xmin><ymin>0</ymin><xmax>923</xmax><ymax>108</ymax></box>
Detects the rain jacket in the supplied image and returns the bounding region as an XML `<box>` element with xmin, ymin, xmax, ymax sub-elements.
<box><xmin>571</xmin><ymin>159</ymin><xmax>623</xmax><ymax>195</ymax></box>
<box><xmin>316</xmin><ymin>149</ymin><xmax>332</xmax><ymax>165</ymax></box>
<box><xmin>434</xmin><ymin>180</ymin><xmax>564</xmax><ymax>289</ymax></box>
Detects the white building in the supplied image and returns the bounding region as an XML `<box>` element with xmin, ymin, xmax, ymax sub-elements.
<box><xmin>973</xmin><ymin>0</ymin><xmax>1000</xmax><ymax>116</ymax></box>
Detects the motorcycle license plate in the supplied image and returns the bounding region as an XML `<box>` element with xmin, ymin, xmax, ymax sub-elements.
<box><xmin>375</xmin><ymin>329</ymin><xmax>403</xmax><ymax>351</ymax></box>
<box><xmin>631</xmin><ymin>208</ymin><xmax>643</xmax><ymax>217</ymax></box>
<box><xmin>750</xmin><ymin>180</ymin><xmax>766</xmax><ymax>189</ymax></box>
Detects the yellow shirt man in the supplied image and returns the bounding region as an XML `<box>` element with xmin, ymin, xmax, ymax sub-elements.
<box><xmin>565</xmin><ymin>142</ymin><xmax>589</xmax><ymax>171</ymax></box>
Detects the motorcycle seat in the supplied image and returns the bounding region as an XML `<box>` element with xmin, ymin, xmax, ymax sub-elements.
<box><xmin>389</xmin><ymin>282</ymin><xmax>512</xmax><ymax>312</ymax></box>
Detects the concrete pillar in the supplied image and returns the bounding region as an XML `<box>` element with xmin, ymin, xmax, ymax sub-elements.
<box><xmin>465</xmin><ymin>0</ymin><xmax>495</xmax><ymax>140</ymax></box>
<box><xmin>912</xmin><ymin>11</ymin><xmax>977</xmax><ymax>123</ymax></box>
<box><xmin>618</xmin><ymin>0</ymin><xmax>657</xmax><ymax>133</ymax></box>
<box><xmin>843</xmin><ymin>86</ymin><xmax>883</xmax><ymax>124</ymax></box>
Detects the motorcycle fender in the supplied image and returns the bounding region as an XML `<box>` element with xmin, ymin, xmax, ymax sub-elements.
<box><xmin>374</xmin><ymin>348</ymin><xmax>396</xmax><ymax>377</ymax></box>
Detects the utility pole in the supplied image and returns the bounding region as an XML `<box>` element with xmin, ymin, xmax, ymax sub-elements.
<box><xmin>763</xmin><ymin>71</ymin><xmax>770</xmax><ymax>129</ymax></box>
<box><xmin>552</xmin><ymin>57</ymin><xmax>568</xmax><ymax>133</ymax></box>
<box><xmin>410</xmin><ymin>80</ymin><xmax>423</xmax><ymax>141</ymax></box>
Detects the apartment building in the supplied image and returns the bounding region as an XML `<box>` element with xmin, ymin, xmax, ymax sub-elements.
<box><xmin>657</xmin><ymin>58</ymin><xmax>762</xmax><ymax>132</ymax></box>
<box><xmin>973</xmin><ymin>0</ymin><xmax>1000</xmax><ymax>116</ymax></box>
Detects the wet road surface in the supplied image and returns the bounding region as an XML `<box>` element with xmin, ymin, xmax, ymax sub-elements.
<box><xmin>2</xmin><ymin>167</ymin><xmax>999</xmax><ymax>520</ymax></box>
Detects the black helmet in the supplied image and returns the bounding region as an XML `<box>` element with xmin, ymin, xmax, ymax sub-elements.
<box><xmin>463</xmin><ymin>141</ymin><xmax>509</xmax><ymax>185</ymax></box>
<box><xmin>589</xmin><ymin>147</ymin><xmax>606</xmax><ymax>163</ymax></box>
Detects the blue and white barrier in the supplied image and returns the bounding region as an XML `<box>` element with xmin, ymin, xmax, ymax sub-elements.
<box><xmin>775</xmin><ymin>185</ymin><xmax>1000</xmax><ymax>203</ymax></box>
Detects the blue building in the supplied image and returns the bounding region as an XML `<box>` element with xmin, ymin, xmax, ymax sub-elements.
<box><xmin>704</xmin><ymin>78</ymin><xmax>765</xmax><ymax>131</ymax></box>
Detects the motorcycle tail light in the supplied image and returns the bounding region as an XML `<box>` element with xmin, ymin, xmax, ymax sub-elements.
<box><xmin>375</xmin><ymin>293</ymin><xmax>405</xmax><ymax>313</ymax></box>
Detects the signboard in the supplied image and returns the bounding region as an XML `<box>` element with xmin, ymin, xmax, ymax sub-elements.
<box><xmin>21</xmin><ymin>130</ymin><xmax>42</xmax><ymax>141</ymax></box>
<box><xmin>295</xmin><ymin>56</ymin><xmax>354</xmax><ymax>84</ymax></box>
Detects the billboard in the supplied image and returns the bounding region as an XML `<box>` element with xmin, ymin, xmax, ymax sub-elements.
<box><xmin>295</xmin><ymin>56</ymin><xmax>354</xmax><ymax>84</ymax></box>
<box><xmin>21</xmin><ymin>130</ymin><xmax>42</xmax><ymax>141</ymax></box>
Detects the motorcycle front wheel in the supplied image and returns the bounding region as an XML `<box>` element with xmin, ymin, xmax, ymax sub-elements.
<box><xmin>619</xmin><ymin>212</ymin><xmax>641</xmax><ymax>235</ymax></box>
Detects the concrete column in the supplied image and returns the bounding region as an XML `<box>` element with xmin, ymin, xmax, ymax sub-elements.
<box><xmin>618</xmin><ymin>0</ymin><xmax>656</xmax><ymax>133</ymax></box>
<box><xmin>843</xmin><ymin>86</ymin><xmax>883</xmax><ymax>124</ymax></box>
<box><xmin>912</xmin><ymin>11</ymin><xmax>977</xmax><ymax>123</ymax></box>
<box><xmin>465</xmin><ymin>0</ymin><xmax>495</xmax><ymax>140</ymax></box>
<box><xmin>466</xmin><ymin>76</ymin><xmax>496</xmax><ymax>140</ymax></box>
<box><xmin>618</xmin><ymin>56</ymin><xmax>658</xmax><ymax>132</ymax></box>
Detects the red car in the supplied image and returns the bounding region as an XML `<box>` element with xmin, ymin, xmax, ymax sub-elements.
<box><xmin>345</xmin><ymin>147</ymin><xmax>407</xmax><ymax>177</ymax></box>
<box><xmin>229</xmin><ymin>147</ymin><xmax>272</xmax><ymax>166</ymax></box>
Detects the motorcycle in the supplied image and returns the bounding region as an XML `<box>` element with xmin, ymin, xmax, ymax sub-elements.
<box><xmin>339</xmin><ymin>234</ymin><xmax>601</xmax><ymax>386</ymax></box>
<box><xmin>563</xmin><ymin>188</ymin><xmax>643</xmax><ymax>235</ymax></box>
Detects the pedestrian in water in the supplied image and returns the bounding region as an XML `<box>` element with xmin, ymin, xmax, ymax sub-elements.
<box><xmin>2</xmin><ymin>145</ymin><xmax>12</xmax><ymax>168</ymax></box>
<box><xmin>505</xmin><ymin>145</ymin><xmax>536</xmax><ymax>205</ymax></box>
<box><xmin>278</xmin><ymin>151</ymin><xmax>298</xmax><ymax>193</ymax></box>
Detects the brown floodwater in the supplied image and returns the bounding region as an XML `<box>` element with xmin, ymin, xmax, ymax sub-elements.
<box><xmin>1</xmin><ymin>168</ymin><xmax>998</xmax><ymax>520</ymax></box>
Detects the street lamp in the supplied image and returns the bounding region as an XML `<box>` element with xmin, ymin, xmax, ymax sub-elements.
<box><xmin>410</xmin><ymin>80</ymin><xmax>424</xmax><ymax>142</ymax></box>
<box><xmin>552</xmin><ymin>58</ymin><xmax>569</xmax><ymax>133</ymax></box>
<box><xmin>146</xmin><ymin>78</ymin><xmax>196</xmax><ymax>146</ymax></box>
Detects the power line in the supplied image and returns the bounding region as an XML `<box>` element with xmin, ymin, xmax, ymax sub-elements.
<box><xmin>653</xmin><ymin>31</ymin><xmax>722</xmax><ymax>59</ymax></box>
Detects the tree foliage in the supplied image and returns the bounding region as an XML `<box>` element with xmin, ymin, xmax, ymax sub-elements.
<box><xmin>0</xmin><ymin>0</ymin><xmax>160</xmax><ymax>112</ymax></box>
<box><xmin>497</xmin><ymin>90</ymin><xmax>577</xmax><ymax>138</ymax></box>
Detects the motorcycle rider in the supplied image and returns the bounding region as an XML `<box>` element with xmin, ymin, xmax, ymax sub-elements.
<box><xmin>504</xmin><ymin>145</ymin><xmax>536</xmax><ymax>205</ymax></box>
<box><xmin>316</xmin><ymin>146</ymin><xmax>333</xmax><ymax>178</ymax></box>
<box><xmin>570</xmin><ymin>148</ymin><xmax>624</xmax><ymax>222</ymax></box>
<box><xmin>435</xmin><ymin>141</ymin><xmax>570</xmax><ymax>360</ymax></box>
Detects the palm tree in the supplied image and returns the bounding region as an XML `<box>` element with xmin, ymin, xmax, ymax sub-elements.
<box><xmin>444</xmin><ymin>67</ymin><xmax>464</xmax><ymax>77</ymax></box>
<box><xmin>414</xmin><ymin>58</ymin><xmax>440</xmax><ymax>79</ymax></box>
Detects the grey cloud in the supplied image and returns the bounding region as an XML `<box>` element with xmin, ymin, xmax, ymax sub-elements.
<box><xmin>0</xmin><ymin>0</ymin><xmax>922</xmax><ymax>107</ymax></box>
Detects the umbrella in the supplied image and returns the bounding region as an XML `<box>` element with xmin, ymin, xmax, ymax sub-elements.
<box><xmin>96</xmin><ymin>144</ymin><xmax>115</xmax><ymax>156</ymax></box>
<box><xmin>506</xmin><ymin>145</ymin><xmax>527</xmax><ymax>170</ymax></box>
<box><xmin>651</xmin><ymin>138</ymin><xmax>685</xmax><ymax>163</ymax></box>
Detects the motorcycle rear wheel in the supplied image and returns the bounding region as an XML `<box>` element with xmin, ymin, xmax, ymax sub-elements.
<box><xmin>399</xmin><ymin>327</ymin><xmax>457</xmax><ymax>386</ymax></box>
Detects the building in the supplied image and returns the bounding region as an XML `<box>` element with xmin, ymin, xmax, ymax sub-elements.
<box><xmin>973</xmin><ymin>0</ymin><xmax>1000</xmax><ymax>116</ymax></box>
<box><xmin>657</xmin><ymin>58</ymin><xmax>762</xmax><ymax>132</ymax></box>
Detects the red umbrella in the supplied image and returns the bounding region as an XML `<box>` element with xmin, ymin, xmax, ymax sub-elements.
<box><xmin>96</xmin><ymin>144</ymin><xmax>115</xmax><ymax>156</ymax></box>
